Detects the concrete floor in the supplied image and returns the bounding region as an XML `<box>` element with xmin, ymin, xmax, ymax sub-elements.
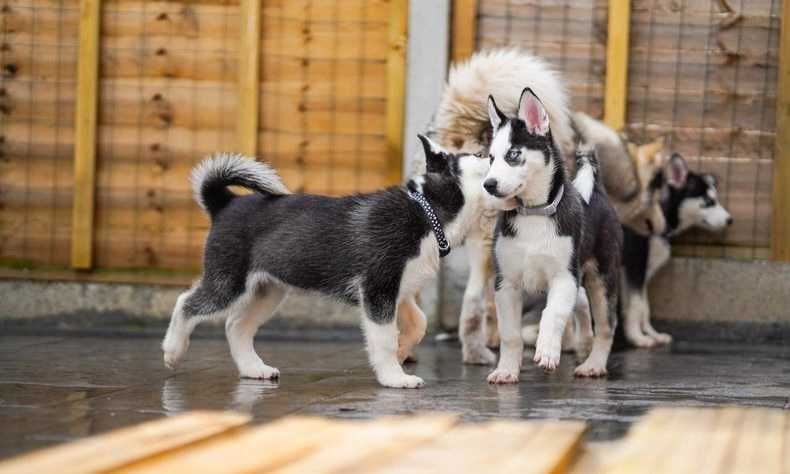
<box><xmin>1</xmin><ymin>334</ymin><xmax>788</xmax><ymax>459</ymax></box>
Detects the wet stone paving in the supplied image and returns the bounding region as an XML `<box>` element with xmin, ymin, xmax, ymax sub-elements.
<box><xmin>0</xmin><ymin>334</ymin><xmax>788</xmax><ymax>458</ymax></box>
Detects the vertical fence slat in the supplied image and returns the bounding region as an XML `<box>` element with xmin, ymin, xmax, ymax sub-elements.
<box><xmin>603</xmin><ymin>0</ymin><xmax>631</xmax><ymax>130</ymax></box>
<box><xmin>451</xmin><ymin>0</ymin><xmax>478</xmax><ymax>64</ymax></box>
<box><xmin>386</xmin><ymin>0</ymin><xmax>409</xmax><ymax>184</ymax></box>
<box><xmin>773</xmin><ymin>0</ymin><xmax>790</xmax><ymax>261</ymax></box>
<box><xmin>70</xmin><ymin>0</ymin><xmax>101</xmax><ymax>269</ymax></box>
<box><xmin>237</xmin><ymin>0</ymin><xmax>262</xmax><ymax>157</ymax></box>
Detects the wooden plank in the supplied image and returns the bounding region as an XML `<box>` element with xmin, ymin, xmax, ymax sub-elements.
<box><xmin>499</xmin><ymin>421</ymin><xmax>587</xmax><ymax>474</ymax></box>
<box><xmin>237</xmin><ymin>0</ymin><xmax>262</xmax><ymax>156</ymax></box>
<box><xmin>370</xmin><ymin>421</ymin><xmax>586</xmax><ymax>474</ymax></box>
<box><xmin>607</xmin><ymin>407</ymin><xmax>788</xmax><ymax>474</ymax></box>
<box><xmin>70</xmin><ymin>0</ymin><xmax>101</xmax><ymax>269</ymax></box>
<box><xmin>385</xmin><ymin>0</ymin><xmax>408</xmax><ymax>185</ymax></box>
<box><xmin>773</xmin><ymin>0</ymin><xmax>790</xmax><ymax>261</ymax></box>
<box><xmin>451</xmin><ymin>0</ymin><xmax>478</xmax><ymax>63</ymax></box>
<box><xmin>0</xmin><ymin>411</ymin><xmax>250</xmax><ymax>474</ymax></box>
<box><xmin>117</xmin><ymin>417</ymin><xmax>349</xmax><ymax>474</ymax></box>
<box><xmin>273</xmin><ymin>415</ymin><xmax>458</xmax><ymax>474</ymax></box>
<box><xmin>603</xmin><ymin>0</ymin><xmax>631</xmax><ymax>130</ymax></box>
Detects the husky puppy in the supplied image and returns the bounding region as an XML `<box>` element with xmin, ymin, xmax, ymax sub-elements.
<box><xmin>430</xmin><ymin>49</ymin><xmax>665</xmax><ymax>365</ymax></box>
<box><xmin>621</xmin><ymin>153</ymin><xmax>732</xmax><ymax>347</ymax></box>
<box><xmin>483</xmin><ymin>88</ymin><xmax>622</xmax><ymax>382</ymax></box>
<box><xmin>161</xmin><ymin>136</ymin><xmax>491</xmax><ymax>389</ymax></box>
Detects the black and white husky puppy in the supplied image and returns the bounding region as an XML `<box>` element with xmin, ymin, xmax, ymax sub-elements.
<box><xmin>161</xmin><ymin>136</ymin><xmax>491</xmax><ymax>389</ymax></box>
<box><xmin>622</xmin><ymin>153</ymin><xmax>732</xmax><ymax>347</ymax></box>
<box><xmin>483</xmin><ymin>88</ymin><xmax>623</xmax><ymax>382</ymax></box>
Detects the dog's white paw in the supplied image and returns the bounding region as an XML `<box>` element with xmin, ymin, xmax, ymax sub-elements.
<box><xmin>239</xmin><ymin>364</ymin><xmax>280</xmax><ymax>380</ymax></box>
<box><xmin>487</xmin><ymin>368</ymin><xmax>519</xmax><ymax>384</ymax></box>
<box><xmin>574</xmin><ymin>361</ymin><xmax>608</xmax><ymax>378</ymax></box>
<box><xmin>629</xmin><ymin>334</ymin><xmax>657</xmax><ymax>348</ymax></box>
<box><xmin>521</xmin><ymin>324</ymin><xmax>539</xmax><ymax>346</ymax></box>
<box><xmin>162</xmin><ymin>338</ymin><xmax>188</xmax><ymax>369</ymax></box>
<box><xmin>652</xmin><ymin>332</ymin><xmax>673</xmax><ymax>345</ymax></box>
<box><xmin>533</xmin><ymin>333</ymin><xmax>561</xmax><ymax>372</ymax></box>
<box><xmin>378</xmin><ymin>374</ymin><xmax>425</xmax><ymax>389</ymax></box>
<box><xmin>463</xmin><ymin>346</ymin><xmax>497</xmax><ymax>365</ymax></box>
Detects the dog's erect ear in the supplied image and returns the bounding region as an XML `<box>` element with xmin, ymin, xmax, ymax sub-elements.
<box><xmin>418</xmin><ymin>134</ymin><xmax>449</xmax><ymax>174</ymax></box>
<box><xmin>487</xmin><ymin>95</ymin><xmax>507</xmax><ymax>131</ymax></box>
<box><xmin>665</xmin><ymin>153</ymin><xmax>689</xmax><ymax>189</ymax></box>
<box><xmin>517</xmin><ymin>87</ymin><xmax>550</xmax><ymax>136</ymax></box>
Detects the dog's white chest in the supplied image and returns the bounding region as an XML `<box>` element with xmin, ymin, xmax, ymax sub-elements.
<box><xmin>497</xmin><ymin>215</ymin><xmax>574</xmax><ymax>293</ymax></box>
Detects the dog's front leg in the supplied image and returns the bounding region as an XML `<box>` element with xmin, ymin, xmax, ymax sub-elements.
<box><xmin>361</xmin><ymin>294</ymin><xmax>424</xmax><ymax>389</ymax></box>
<box><xmin>487</xmin><ymin>282</ymin><xmax>523</xmax><ymax>384</ymax></box>
<box><xmin>460</xmin><ymin>237</ymin><xmax>497</xmax><ymax>365</ymax></box>
<box><xmin>635</xmin><ymin>286</ymin><xmax>672</xmax><ymax>344</ymax></box>
<box><xmin>534</xmin><ymin>273</ymin><xmax>576</xmax><ymax>371</ymax></box>
<box><xmin>622</xmin><ymin>281</ymin><xmax>657</xmax><ymax>348</ymax></box>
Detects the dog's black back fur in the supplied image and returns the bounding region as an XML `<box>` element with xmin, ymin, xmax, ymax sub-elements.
<box><xmin>183</xmin><ymin>158</ymin><xmax>465</xmax><ymax>324</ymax></box>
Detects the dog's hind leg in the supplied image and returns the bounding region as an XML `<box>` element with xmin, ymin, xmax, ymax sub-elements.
<box><xmin>162</xmin><ymin>287</ymin><xmax>198</xmax><ymax>369</ymax></box>
<box><xmin>397</xmin><ymin>296</ymin><xmax>427</xmax><ymax>364</ymax></box>
<box><xmin>575</xmin><ymin>272</ymin><xmax>616</xmax><ymax>377</ymax></box>
<box><xmin>226</xmin><ymin>281</ymin><xmax>287</xmax><ymax>380</ymax></box>
<box><xmin>572</xmin><ymin>287</ymin><xmax>594</xmax><ymax>358</ymax></box>
<box><xmin>163</xmin><ymin>278</ymin><xmax>241</xmax><ymax>369</ymax></box>
<box><xmin>460</xmin><ymin>237</ymin><xmax>497</xmax><ymax>365</ymax></box>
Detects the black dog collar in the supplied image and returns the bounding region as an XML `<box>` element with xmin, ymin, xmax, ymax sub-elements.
<box><xmin>516</xmin><ymin>185</ymin><xmax>564</xmax><ymax>217</ymax></box>
<box><xmin>407</xmin><ymin>190</ymin><xmax>451</xmax><ymax>257</ymax></box>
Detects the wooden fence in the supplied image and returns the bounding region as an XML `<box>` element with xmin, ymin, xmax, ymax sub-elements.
<box><xmin>0</xmin><ymin>0</ymin><xmax>407</xmax><ymax>276</ymax></box>
<box><xmin>0</xmin><ymin>0</ymin><xmax>788</xmax><ymax>284</ymax></box>
<box><xmin>454</xmin><ymin>0</ymin><xmax>790</xmax><ymax>261</ymax></box>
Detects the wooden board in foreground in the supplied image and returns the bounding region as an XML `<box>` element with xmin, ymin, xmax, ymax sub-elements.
<box><xmin>602</xmin><ymin>407</ymin><xmax>789</xmax><ymax>474</ymax></box>
<box><xmin>0</xmin><ymin>411</ymin><xmax>251</xmax><ymax>474</ymax></box>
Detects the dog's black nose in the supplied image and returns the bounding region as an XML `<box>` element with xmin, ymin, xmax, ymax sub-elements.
<box><xmin>726</xmin><ymin>217</ymin><xmax>733</xmax><ymax>226</ymax></box>
<box><xmin>483</xmin><ymin>178</ymin><xmax>498</xmax><ymax>195</ymax></box>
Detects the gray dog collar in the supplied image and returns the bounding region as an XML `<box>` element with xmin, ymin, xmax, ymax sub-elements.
<box><xmin>516</xmin><ymin>185</ymin><xmax>564</xmax><ymax>217</ymax></box>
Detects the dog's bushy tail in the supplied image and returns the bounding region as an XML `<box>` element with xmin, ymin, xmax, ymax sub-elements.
<box><xmin>573</xmin><ymin>143</ymin><xmax>600</xmax><ymax>205</ymax></box>
<box><xmin>191</xmin><ymin>153</ymin><xmax>290</xmax><ymax>217</ymax></box>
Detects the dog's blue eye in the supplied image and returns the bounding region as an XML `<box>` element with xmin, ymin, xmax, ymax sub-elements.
<box><xmin>508</xmin><ymin>149</ymin><xmax>521</xmax><ymax>159</ymax></box>
<box><xmin>702</xmin><ymin>197</ymin><xmax>715</xmax><ymax>208</ymax></box>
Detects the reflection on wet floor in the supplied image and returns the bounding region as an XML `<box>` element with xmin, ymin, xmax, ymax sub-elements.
<box><xmin>0</xmin><ymin>335</ymin><xmax>788</xmax><ymax>458</ymax></box>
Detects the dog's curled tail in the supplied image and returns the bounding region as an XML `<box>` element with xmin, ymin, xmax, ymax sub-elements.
<box><xmin>191</xmin><ymin>153</ymin><xmax>290</xmax><ymax>216</ymax></box>
<box><xmin>572</xmin><ymin>143</ymin><xmax>600</xmax><ymax>205</ymax></box>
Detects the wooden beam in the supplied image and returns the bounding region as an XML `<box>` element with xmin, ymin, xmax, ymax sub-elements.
<box><xmin>451</xmin><ymin>0</ymin><xmax>478</xmax><ymax>64</ymax></box>
<box><xmin>70</xmin><ymin>0</ymin><xmax>101</xmax><ymax>269</ymax></box>
<box><xmin>386</xmin><ymin>0</ymin><xmax>409</xmax><ymax>184</ymax></box>
<box><xmin>772</xmin><ymin>0</ymin><xmax>790</xmax><ymax>261</ymax></box>
<box><xmin>603</xmin><ymin>0</ymin><xmax>631</xmax><ymax>130</ymax></box>
<box><xmin>237</xmin><ymin>0</ymin><xmax>262</xmax><ymax>157</ymax></box>
<box><xmin>0</xmin><ymin>412</ymin><xmax>250</xmax><ymax>474</ymax></box>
